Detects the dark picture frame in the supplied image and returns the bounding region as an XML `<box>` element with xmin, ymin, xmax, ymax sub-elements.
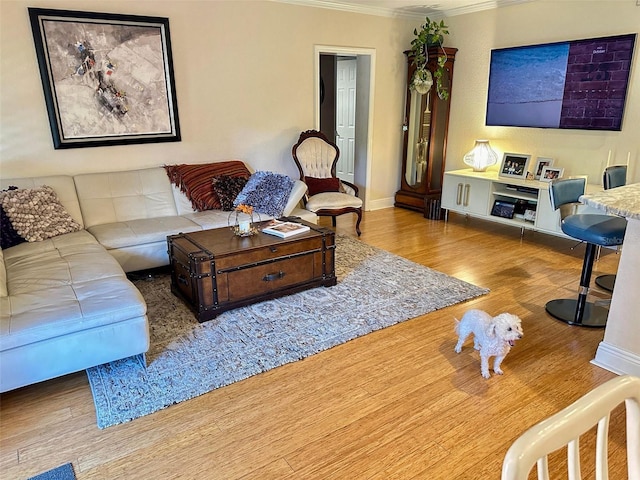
<box><xmin>498</xmin><ymin>153</ymin><xmax>531</xmax><ymax>179</ymax></box>
<box><xmin>29</xmin><ymin>8</ymin><xmax>181</xmax><ymax>149</ymax></box>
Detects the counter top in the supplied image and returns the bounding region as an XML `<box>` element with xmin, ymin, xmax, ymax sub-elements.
<box><xmin>580</xmin><ymin>183</ymin><xmax>640</xmax><ymax>220</ymax></box>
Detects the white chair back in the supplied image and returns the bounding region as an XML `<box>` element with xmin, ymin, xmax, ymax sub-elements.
<box><xmin>293</xmin><ymin>136</ymin><xmax>338</xmax><ymax>179</ymax></box>
<box><xmin>501</xmin><ymin>375</ymin><xmax>640</xmax><ymax>480</ymax></box>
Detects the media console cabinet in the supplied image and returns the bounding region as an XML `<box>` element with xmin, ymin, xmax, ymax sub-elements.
<box><xmin>441</xmin><ymin>169</ymin><xmax>602</xmax><ymax>238</ymax></box>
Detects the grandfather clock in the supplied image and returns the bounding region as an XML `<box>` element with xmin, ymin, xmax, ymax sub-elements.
<box><xmin>394</xmin><ymin>47</ymin><xmax>457</xmax><ymax>219</ymax></box>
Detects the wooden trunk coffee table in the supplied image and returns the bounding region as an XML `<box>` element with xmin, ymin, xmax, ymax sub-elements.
<box><xmin>167</xmin><ymin>218</ymin><xmax>336</xmax><ymax>322</ymax></box>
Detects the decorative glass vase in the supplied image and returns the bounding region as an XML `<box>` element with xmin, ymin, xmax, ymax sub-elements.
<box><xmin>228</xmin><ymin>204</ymin><xmax>260</xmax><ymax>237</ymax></box>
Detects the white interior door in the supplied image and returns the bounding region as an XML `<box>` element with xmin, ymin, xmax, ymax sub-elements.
<box><xmin>336</xmin><ymin>58</ymin><xmax>356</xmax><ymax>185</ymax></box>
<box><xmin>315</xmin><ymin>45</ymin><xmax>375</xmax><ymax>211</ymax></box>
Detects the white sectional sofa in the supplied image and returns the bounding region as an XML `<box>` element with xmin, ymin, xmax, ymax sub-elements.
<box><xmin>0</xmin><ymin>164</ymin><xmax>311</xmax><ymax>392</ymax></box>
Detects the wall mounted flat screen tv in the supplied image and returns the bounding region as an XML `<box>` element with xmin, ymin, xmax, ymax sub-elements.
<box><xmin>486</xmin><ymin>33</ymin><xmax>636</xmax><ymax>131</ymax></box>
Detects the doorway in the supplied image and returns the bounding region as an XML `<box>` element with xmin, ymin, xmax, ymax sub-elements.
<box><xmin>315</xmin><ymin>46</ymin><xmax>375</xmax><ymax>210</ymax></box>
<box><xmin>320</xmin><ymin>55</ymin><xmax>357</xmax><ymax>185</ymax></box>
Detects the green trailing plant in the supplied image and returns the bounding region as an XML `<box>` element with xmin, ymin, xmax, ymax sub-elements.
<box><xmin>410</xmin><ymin>17</ymin><xmax>450</xmax><ymax>100</ymax></box>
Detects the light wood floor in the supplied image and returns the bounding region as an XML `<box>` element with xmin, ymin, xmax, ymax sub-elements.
<box><xmin>1</xmin><ymin>207</ymin><xmax>628</xmax><ymax>479</ymax></box>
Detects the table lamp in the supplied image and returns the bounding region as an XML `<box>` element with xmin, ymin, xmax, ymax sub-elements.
<box><xmin>463</xmin><ymin>140</ymin><xmax>498</xmax><ymax>172</ymax></box>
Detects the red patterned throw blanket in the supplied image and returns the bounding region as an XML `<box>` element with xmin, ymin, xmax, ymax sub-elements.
<box><xmin>164</xmin><ymin>161</ymin><xmax>250</xmax><ymax>211</ymax></box>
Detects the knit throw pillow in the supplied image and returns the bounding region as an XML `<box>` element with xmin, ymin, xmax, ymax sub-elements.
<box><xmin>0</xmin><ymin>185</ymin><xmax>82</xmax><ymax>242</ymax></box>
<box><xmin>212</xmin><ymin>175</ymin><xmax>249</xmax><ymax>211</ymax></box>
<box><xmin>233</xmin><ymin>171</ymin><xmax>294</xmax><ymax>217</ymax></box>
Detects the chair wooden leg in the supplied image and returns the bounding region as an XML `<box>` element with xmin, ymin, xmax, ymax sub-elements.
<box><xmin>355</xmin><ymin>209</ymin><xmax>362</xmax><ymax>236</ymax></box>
<box><xmin>332</xmin><ymin>216</ymin><xmax>337</xmax><ymax>227</ymax></box>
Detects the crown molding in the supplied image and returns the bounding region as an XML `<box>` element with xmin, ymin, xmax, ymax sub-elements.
<box><xmin>269</xmin><ymin>0</ymin><xmax>534</xmax><ymax>19</ymax></box>
<box><xmin>268</xmin><ymin>0</ymin><xmax>433</xmax><ymax>19</ymax></box>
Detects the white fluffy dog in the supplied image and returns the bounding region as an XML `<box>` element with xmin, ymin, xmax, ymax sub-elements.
<box><xmin>454</xmin><ymin>309</ymin><xmax>523</xmax><ymax>379</ymax></box>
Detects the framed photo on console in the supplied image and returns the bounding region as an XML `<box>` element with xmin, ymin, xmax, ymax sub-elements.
<box><xmin>499</xmin><ymin>153</ymin><xmax>531</xmax><ymax>179</ymax></box>
<box><xmin>28</xmin><ymin>8</ymin><xmax>181</xmax><ymax>149</ymax></box>
<box><xmin>540</xmin><ymin>166</ymin><xmax>564</xmax><ymax>182</ymax></box>
<box><xmin>533</xmin><ymin>157</ymin><xmax>554</xmax><ymax>180</ymax></box>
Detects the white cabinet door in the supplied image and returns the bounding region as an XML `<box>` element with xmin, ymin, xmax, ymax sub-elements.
<box><xmin>442</xmin><ymin>174</ymin><xmax>490</xmax><ymax>216</ymax></box>
<box><xmin>441</xmin><ymin>174</ymin><xmax>463</xmax><ymax>210</ymax></box>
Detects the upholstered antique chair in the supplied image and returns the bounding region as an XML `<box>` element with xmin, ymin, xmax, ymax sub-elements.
<box><xmin>502</xmin><ymin>375</ymin><xmax>640</xmax><ymax>480</ymax></box>
<box><xmin>292</xmin><ymin>130</ymin><xmax>363</xmax><ymax>236</ymax></box>
<box><xmin>595</xmin><ymin>164</ymin><xmax>628</xmax><ymax>292</ymax></box>
<box><xmin>545</xmin><ymin>177</ymin><xmax>627</xmax><ymax>327</ymax></box>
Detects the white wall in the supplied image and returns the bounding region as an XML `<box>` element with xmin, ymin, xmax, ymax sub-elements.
<box><xmin>1</xmin><ymin>1</ymin><xmax>639</xmax><ymax>201</ymax></box>
<box><xmin>0</xmin><ymin>0</ymin><xmax>414</xmax><ymax>207</ymax></box>
<box><xmin>442</xmin><ymin>1</ymin><xmax>640</xmax><ymax>184</ymax></box>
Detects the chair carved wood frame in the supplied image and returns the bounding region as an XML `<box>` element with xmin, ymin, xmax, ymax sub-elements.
<box><xmin>292</xmin><ymin>130</ymin><xmax>363</xmax><ymax>236</ymax></box>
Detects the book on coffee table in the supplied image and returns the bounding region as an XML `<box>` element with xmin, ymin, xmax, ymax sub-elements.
<box><xmin>262</xmin><ymin>221</ymin><xmax>310</xmax><ymax>238</ymax></box>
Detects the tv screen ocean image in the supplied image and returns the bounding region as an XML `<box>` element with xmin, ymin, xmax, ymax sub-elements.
<box><xmin>486</xmin><ymin>43</ymin><xmax>570</xmax><ymax>128</ymax></box>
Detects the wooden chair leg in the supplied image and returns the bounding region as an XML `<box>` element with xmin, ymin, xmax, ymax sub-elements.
<box><xmin>355</xmin><ymin>209</ymin><xmax>362</xmax><ymax>236</ymax></box>
<box><xmin>332</xmin><ymin>217</ymin><xmax>337</xmax><ymax>227</ymax></box>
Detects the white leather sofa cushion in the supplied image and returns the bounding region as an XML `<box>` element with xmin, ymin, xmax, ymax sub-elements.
<box><xmin>74</xmin><ymin>168</ymin><xmax>178</xmax><ymax>229</ymax></box>
<box><xmin>1</xmin><ymin>230</ymin><xmax>98</xmax><ymax>261</ymax></box>
<box><xmin>171</xmin><ymin>184</ymin><xmax>197</xmax><ymax>216</ymax></box>
<box><xmin>0</xmin><ymin>175</ymin><xmax>84</xmax><ymax>227</ymax></box>
<box><xmin>6</xmin><ymin>244</ymin><xmax>125</xmax><ymax>292</ymax></box>
<box><xmin>1</xmin><ymin>241</ymin><xmax>146</xmax><ymax>351</ymax></box>
<box><xmin>2</xmin><ymin>278</ymin><xmax>145</xmax><ymax>349</ymax></box>
<box><xmin>181</xmin><ymin>210</ymin><xmax>238</xmax><ymax>230</ymax></box>
<box><xmin>87</xmin><ymin>215</ymin><xmax>202</xmax><ymax>250</ymax></box>
<box><xmin>107</xmin><ymin>243</ymin><xmax>174</xmax><ymax>274</ymax></box>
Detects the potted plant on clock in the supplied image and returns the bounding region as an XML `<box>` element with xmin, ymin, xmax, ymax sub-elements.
<box><xmin>410</xmin><ymin>17</ymin><xmax>450</xmax><ymax>99</ymax></box>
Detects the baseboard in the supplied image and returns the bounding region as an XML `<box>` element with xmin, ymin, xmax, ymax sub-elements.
<box><xmin>591</xmin><ymin>341</ymin><xmax>640</xmax><ymax>376</ymax></box>
<box><xmin>366</xmin><ymin>197</ymin><xmax>395</xmax><ymax>211</ymax></box>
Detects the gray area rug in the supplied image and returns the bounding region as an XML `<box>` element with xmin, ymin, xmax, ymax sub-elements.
<box><xmin>87</xmin><ymin>235</ymin><xmax>488</xmax><ymax>428</ymax></box>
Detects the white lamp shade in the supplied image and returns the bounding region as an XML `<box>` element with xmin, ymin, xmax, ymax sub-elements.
<box><xmin>463</xmin><ymin>140</ymin><xmax>499</xmax><ymax>172</ymax></box>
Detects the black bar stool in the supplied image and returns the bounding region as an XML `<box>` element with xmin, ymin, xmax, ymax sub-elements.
<box><xmin>595</xmin><ymin>165</ymin><xmax>627</xmax><ymax>292</ymax></box>
<box><xmin>545</xmin><ymin>177</ymin><xmax>627</xmax><ymax>327</ymax></box>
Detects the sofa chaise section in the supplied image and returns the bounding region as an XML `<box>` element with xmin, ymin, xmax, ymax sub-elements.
<box><xmin>0</xmin><ymin>230</ymin><xmax>148</xmax><ymax>393</ymax></box>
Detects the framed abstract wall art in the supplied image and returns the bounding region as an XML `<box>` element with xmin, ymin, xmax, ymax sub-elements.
<box><xmin>29</xmin><ymin>8</ymin><xmax>181</xmax><ymax>149</ymax></box>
